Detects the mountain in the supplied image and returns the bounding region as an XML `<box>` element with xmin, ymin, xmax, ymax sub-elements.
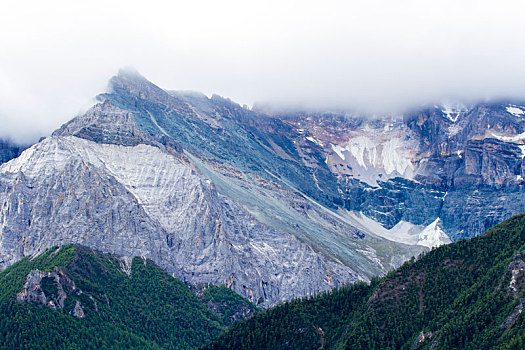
<box><xmin>0</xmin><ymin>70</ymin><xmax>423</xmax><ymax>307</ymax></box>
<box><xmin>0</xmin><ymin>107</ymin><xmax>364</xmax><ymax>308</ymax></box>
<box><xmin>205</xmin><ymin>213</ymin><xmax>525</xmax><ymax>349</ymax></box>
<box><xmin>0</xmin><ymin>69</ymin><xmax>523</xmax><ymax>307</ymax></box>
<box><xmin>0</xmin><ymin>244</ymin><xmax>256</xmax><ymax>349</ymax></box>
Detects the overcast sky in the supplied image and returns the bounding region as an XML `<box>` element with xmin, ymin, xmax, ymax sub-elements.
<box><xmin>2</xmin><ymin>0</ymin><xmax>525</xmax><ymax>143</ymax></box>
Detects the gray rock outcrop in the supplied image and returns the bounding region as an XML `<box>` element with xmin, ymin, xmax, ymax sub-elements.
<box><xmin>16</xmin><ymin>268</ymin><xmax>72</xmax><ymax>310</ymax></box>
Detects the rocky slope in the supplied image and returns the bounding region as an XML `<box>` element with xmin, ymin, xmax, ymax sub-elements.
<box><xmin>0</xmin><ymin>121</ymin><xmax>360</xmax><ymax>308</ymax></box>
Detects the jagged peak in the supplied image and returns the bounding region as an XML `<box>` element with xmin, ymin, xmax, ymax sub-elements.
<box><xmin>103</xmin><ymin>68</ymin><xmax>192</xmax><ymax>114</ymax></box>
<box><xmin>108</xmin><ymin>68</ymin><xmax>158</xmax><ymax>92</ymax></box>
<box><xmin>117</xmin><ymin>66</ymin><xmax>145</xmax><ymax>80</ymax></box>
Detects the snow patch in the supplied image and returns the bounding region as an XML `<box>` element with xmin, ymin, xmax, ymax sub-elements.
<box><xmin>506</xmin><ymin>106</ymin><xmax>525</xmax><ymax>116</ymax></box>
<box><xmin>306</xmin><ymin>136</ymin><xmax>324</xmax><ymax>147</ymax></box>
<box><xmin>441</xmin><ymin>104</ymin><xmax>468</xmax><ymax>123</ymax></box>
<box><xmin>347</xmin><ymin>212</ymin><xmax>419</xmax><ymax>246</ymax></box>
<box><xmin>418</xmin><ymin>218</ymin><xmax>451</xmax><ymax>248</ymax></box>
<box><xmin>346</xmin><ymin>136</ymin><xmax>414</xmax><ymax>175</ymax></box>
<box><xmin>331</xmin><ymin>144</ymin><xmax>346</xmax><ymax>161</ymax></box>
<box><xmin>347</xmin><ymin>212</ymin><xmax>450</xmax><ymax>249</ymax></box>
<box><xmin>324</xmin><ymin>121</ymin><xmax>419</xmax><ymax>186</ymax></box>
<box><xmin>491</xmin><ymin>131</ymin><xmax>525</xmax><ymax>143</ymax></box>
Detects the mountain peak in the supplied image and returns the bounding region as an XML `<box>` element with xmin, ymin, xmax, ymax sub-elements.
<box><xmin>109</xmin><ymin>67</ymin><xmax>155</xmax><ymax>91</ymax></box>
<box><xmin>116</xmin><ymin>66</ymin><xmax>147</xmax><ymax>81</ymax></box>
<box><xmin>103</xmin><ymin>68</ymin><xmax>191</xmax><ymax>113</ymax></box>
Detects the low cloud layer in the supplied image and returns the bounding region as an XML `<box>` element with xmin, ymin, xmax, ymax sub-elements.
<box><xmin>2</xmin><ymin>0</ymin><xmax>525</xmax><ymax>143</ymax></box>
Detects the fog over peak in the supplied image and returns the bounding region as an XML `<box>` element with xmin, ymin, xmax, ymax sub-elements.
<box><xmin>1</xmin><ymin>0</ymin><xmax>525</xmax><ymax>143</ymax></box>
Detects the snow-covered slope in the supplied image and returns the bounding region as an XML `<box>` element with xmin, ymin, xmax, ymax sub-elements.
<box><xmin>344</xmin><ymin>212</ymin><xmax>450</xmax><ymax>249</ymax></box>
<box><xmin>326</xmin><ymin>125</ymin><xmax>418</xmax><ymax>186</ymax></box>
<box><xmin>441</xmin><ymin>103</ymin><xmax>470</xmax><ymax>123</ymax></box>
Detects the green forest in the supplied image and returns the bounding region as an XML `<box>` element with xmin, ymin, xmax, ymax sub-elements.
<box><xmin>206</xmin><ymin>213</ymin><xmax>525</xmax><ymax>349</ymax></box>
<box><xmin>0</xmin><ymin>245</ymin><xmax>256</xmax><ymax>349</ymax></box>
<box><xmin>1</xmin><ymin>214</ymin><xmax>525</xmax><ymax>349</ymax></box>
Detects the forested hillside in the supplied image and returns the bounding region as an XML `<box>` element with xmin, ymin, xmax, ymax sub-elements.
<box><xmin>206</xmin><ymin>213</ymin><xmax>525</xmax><ymax>349</ymax></box>
<box><xmin>0</xmin><ymin>245</ymin><xmax>256</xmax><ymax>349</ymax></box>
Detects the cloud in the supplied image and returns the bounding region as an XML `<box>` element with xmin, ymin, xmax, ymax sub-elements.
<box><xmin>1</xmin><ymin>0</ymin><xmax>525</xmax><ymax>142</ymax></box>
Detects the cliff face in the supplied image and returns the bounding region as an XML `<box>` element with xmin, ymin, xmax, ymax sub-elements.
<box><xmin>266</xmin><ymin>103</ymin><xmax>525</xmax><ymax>240</ymax></box>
